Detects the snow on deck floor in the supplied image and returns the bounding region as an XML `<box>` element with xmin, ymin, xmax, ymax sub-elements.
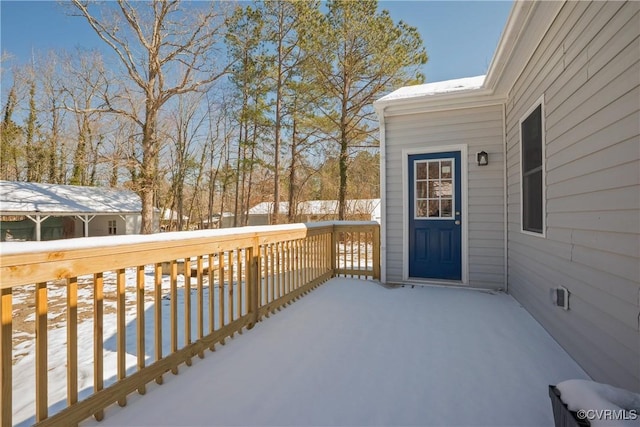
<box><xmin>81</xmin><ymin>278</ymin><xmax>589</xmax><ymax>427</ymax></box>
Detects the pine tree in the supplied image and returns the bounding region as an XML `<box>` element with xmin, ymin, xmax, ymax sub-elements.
<box><xmin>300</xmin><ymin>0</ymin><xmax>427</xmax><ymax>218</ymax></box>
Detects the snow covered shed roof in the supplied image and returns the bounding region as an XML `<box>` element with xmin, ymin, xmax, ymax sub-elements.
<box><xmin>248</xmin><ymin>199</ymin><xmax>380</xmax><ymax>216</ymax></box>
<box><xmin>0</xmin><ymin>181</ymin><xmax>141</xmax><ymax>216</ymax></box>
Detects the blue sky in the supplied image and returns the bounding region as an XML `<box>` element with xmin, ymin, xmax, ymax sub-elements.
<box><xmin>1</xmin><ymin>1</ymin><xmax>513</xmax><ymax>84</ymax></box>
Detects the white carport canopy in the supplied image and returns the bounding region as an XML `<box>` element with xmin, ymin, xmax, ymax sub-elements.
<box><xmin>0</xmin><ymin>181</ymin><xmax>141</xmax><ymax>241</ymax></box>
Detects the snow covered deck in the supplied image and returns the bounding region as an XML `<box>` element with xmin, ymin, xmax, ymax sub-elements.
<box><xmin>81</xmin><ymin>277</ymin><xmax>589</xmax><ymax>427</ymax></box>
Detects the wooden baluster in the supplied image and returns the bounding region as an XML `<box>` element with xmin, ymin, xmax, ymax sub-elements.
<box><xmin>170</xmin><ymin>261</ymin><xmax>179</xmax><ymax>375</ymax></box>
<box><xmin>297</xmin><ymin>238</ymin><xmax>302</xmax><ymax>287</ymax></box>
<box><xmin>285</xmin><ymin>241</ymin><xmax>290</xmax><ymax>295</ymax></box>
<box><xmin>243</xmin><ymin>248</ymin><xmax>249</xmax><ymax>317</ymax></box>
<box><xmin>296</xmin><ymin>239</ymin><xmax>301</xmax><ymax>288</ymax></box>
<box><xmin>248</xmin><ymin>244</ymin><xmax>258</xmax><ymax>326</ymax></box>
<box><xmin>207</xmin><ymin>254</ymin><xmax>214</xmax><ymax>332</ymax></box>
<box><xmin>300</xmin><ymin>238</ymin><xmax>305</xmax><ymax>286</ymax></box>
<box><xmin>331</xmin><ymin>229</ymin><xmax>337</xmax><ymax>277</ymax></box>
<box><xmin>34</xmin><ymin>282</ymin><xmax>48</xmax><ymax>422</ymax></box>
<box><xmin>364</xmin><ymin>232</ymin><xmax>369</xmax><ymax>278</ymax></box>
<box><xmin>302</xmin><ymin>238</ymin><xmax>307</xmax><ymax>286</ymax></box>
<box><xmin>67</xmin><ymin>277</ymin><xmax>78</xmax><ymax>408</ymax></box>
<box><xmin>196</xmin><ymin>255</ymin><xmax>205</xmax><ymax>358</ymax></box>
<box><xmin>288</xmin><ymin>241</ymin><xmax>292</xmax><ymax>294</ymax></box>
<box><xmin>313</xmin><ymin>235</ymin><xmax>318</xmax><ymax>279</ymax></box>
<box><xmin>273</xmin><ymin>243</ymin><xmax>279</xmax><ymax>299</ymax></box>
<box><xmin>93</xmin><ymin>273</ymin><xmax>105</xmax><ymax>420</ymax></box>
<box><xmin>208</xmin><ymin>254</ymin><xmax>215</xmax><ymax>351</ymax></box>
<box><xmin>308</xmin><ymin>237</ymin><xmax>312</xmax><ymax>283</ymax></box>
<box><xmin>154</xmin><ymin>263</ymin><xmax>164</xmax><ymax>384</ymax></box>
<box><xmin>183</xmin><ymin>258</ymin><xmax>192</xmax><ymax>366</ymax></box>
<box><xmin>237</xmin><ymin>249</ymin><xmax>242</xmax><ymax>320</ymax></box>
<box><xmin>218</xmin><ymin>251</ymin><xmax>225</xmax><ymax>344</ymax></box>
<box><xmin>136</xmin><ymin>266</ymin><xmax>146</xmax><ymax>394</ymax></box>
<box><xmin>290</xmin><ymin>240</ymin><xmax>295</xmax><ymax>291</ymax></box>
<box><xmin>116</xmin><ymin>270</ymin><xmax>127</xmax><ymax>405</ymax></box>
<box><xmin>236</xmin><ymin>249</ymin><xmax>243</xmax><ymax>334</ymax></box>
<box><xmin>321</xmin><ymin>234</ymin><xmax>324</xmax><ymax>275</ymax></box>
<box><xmin>281</xmin><ymin>242</ymin><xmax>287</xmax><ymax>296</ymax></box>
<box><xmin>261</xmin><ymin>246</ymin><xmax>268</xmax><ymax>307</ymax></box>
<box><xmin>255</xmin><ymin>242</ymin><xmax>261</xmax><ymax>321</ymax></box>
<box><xmin>373</xmin><ymin>225</ymin><xmax>381</xmax><ymax>280</ymax></box>
<box><xmin>282</xmin><ymin>241</ymin><xmax>289</xmax><ymax>296</ymax></box>
<box><xmin>328</xmin><ymin>233</ymin><xmax>332</xmax><ymax>272</ymax></box>
<box><xmin>0</xmin><ymin>288</ymin><xmax>12</xmax><ymax>427</ymax></box>
<box><xmin>358</xmin><ymin>232</ymin><xmax>362</xmax><ymax>279</ymax></box>
<box><xmin>312</xmin><ymin>236</ymin><xmax>316</xmax><ymax>281</ymax></box>
<box><xmin>350</xmin><ymin>232</ymin><xmax>354</xmax><ymax>278</ymax></box>
<box><xmin>281</xmin><ymin>242</ymin><xmax>286</xmax><ymax>298</ymax></box>
<box><xmin>228</xmin><ymin>250</ymin><xmax>234</xmax><ymax>334</ymax></box>
<box><xmin>311</xmin><ymin>236</ymin><xmax>314</xmax><ymax>281</ymax></box>
<box><xmin>270</xmin><ymin>244</ymin><xmax>275</xmax><ymax>303</ymax></box>
<box><xmin>197</xmin><ymin>255</ymin><xmax>204</xmax><ymax>342</ymax></box>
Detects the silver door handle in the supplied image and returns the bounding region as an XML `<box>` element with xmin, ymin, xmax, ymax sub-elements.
<box><xmin>455</xmin><ymin>220</ymin><xmax>461</xmax><ymax>225</ymax></box>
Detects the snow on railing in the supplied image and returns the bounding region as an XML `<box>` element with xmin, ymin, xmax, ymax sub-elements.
<box><xmin>0</xmin><ymin>221</ymin><xmax>379</xmax><ymax>427</ymax></box>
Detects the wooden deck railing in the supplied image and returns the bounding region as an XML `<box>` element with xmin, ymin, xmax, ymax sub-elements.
<box><xmin>0</xmin><ymin>221</ymin><xmax>379</xmax><ymax>427</ymax></box>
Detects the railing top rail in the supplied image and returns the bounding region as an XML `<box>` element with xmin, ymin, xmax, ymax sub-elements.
<box><xmin>0</xmin><ymin>221</ymin><xmax>379</xmax><ymax>289</ymax></box>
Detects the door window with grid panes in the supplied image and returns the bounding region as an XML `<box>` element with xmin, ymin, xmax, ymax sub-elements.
<box><xmin>414</xmin><ymin>159</ymin><xmax>454</xmax><ymax>219</ymax></box>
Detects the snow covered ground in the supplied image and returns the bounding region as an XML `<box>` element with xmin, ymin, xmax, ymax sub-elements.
<box><xmin>76</xmin><ymin>277</ymin><xmax>590</xmax><ymax>427</ymax></box>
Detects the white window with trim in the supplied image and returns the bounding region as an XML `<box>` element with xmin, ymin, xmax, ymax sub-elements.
<box><xmin>108</xmin><ymin>219</ymin><xmax>117</xmax><ymax>235</ymax></box>
<box><xmin>520</xmin><ymin>96</ymin><xmax>545</xmax><ymax>235</ymax></box>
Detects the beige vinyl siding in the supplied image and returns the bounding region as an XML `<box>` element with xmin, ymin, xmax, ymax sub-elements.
<box><xmin>505</xmin><ymin>1</ymin><xmax>640</xmax><ymax>391</ymax></box>
<box><xmin>384</xmin><ymin>104</ymin><xmax>505</xmax><ymax>288</ymax></box>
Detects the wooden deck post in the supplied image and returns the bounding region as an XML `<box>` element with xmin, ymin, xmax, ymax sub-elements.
<box><xmin>248</xmin><ymin>236</ymin><xmax>260</xmax><ymax>328</ymax></box>
<box><xmin>136</xmin><ymin>265</ymin><xmax>146</xmax><ymax>394</ymax></box>
<box><xmin>35</xmin><ymin>282</ymin><xmax>48</xmax><ymax>422</ymax></box>
<box><xmin>331</xmin><ymin>225</ymin><xmax>337</xmax><ymax>277</ymax></box>
<box><xmin>1</xmin><ymin>288</ymin><xmax>12</xmax><ymax>427</ymax></box>
<box><xmin>93</xmin><ymin>273</ymin><xmax>105</xmax><ymax>421</ymax></box>
<box><xmin>373</xmin><ymin>225</ymin><xmax>381</xmax><ymax>280</ymax></box>
<box><xmin>67</xmin><ymin>277</ymin><xmax>79</xmax><ymax>408</ymax></box>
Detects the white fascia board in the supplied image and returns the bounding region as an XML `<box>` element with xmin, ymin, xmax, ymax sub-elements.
<box><xmin>486</xmin><ymin>1</ymin><xmax>565</xmax><ymax>96</ymax></box>
<box><xmin>376</xmin><ymin>89</ymin><xmax>505</xmax><ymax>118</ymax></box>
<box><xmin>483</xmin><ymin>1</ymin><xmax>534</xmax><ymax>92</ymax></box>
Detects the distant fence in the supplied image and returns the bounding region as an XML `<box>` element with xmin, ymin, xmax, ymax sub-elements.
<box><xmin>0</xmin><ymin>221</ymin><xmax>379</xmax><ymax>427</ymax></box>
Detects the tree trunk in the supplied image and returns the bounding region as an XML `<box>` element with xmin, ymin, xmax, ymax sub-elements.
<box><xmin>287</xmin><ymin>119</ymin><xmax>298</xmax><ymax>223</ymax></box>
<box><xmin>140</xmin><ymin>105</ymin><xmax>158</xmax><ymax>234</ymax></box>
<box><xmin>338</xmin><ymin>92</ymin><xmax>349</xmax><ymax>220</ymax></box>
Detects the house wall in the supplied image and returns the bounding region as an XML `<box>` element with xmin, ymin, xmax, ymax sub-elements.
<box><xmin>74</xmin><ymin>215</ymin><xmax>127</xmax><ymax>237</ymax></box>
<box><xmin>126</xmin><ymin>214</ymin><xmax>143</xmax><ymax>234</ymax></box>
<box><xmin>384</xmin><ymin>104</ymin><xmax>505</xmax><ymax>288</ymax></box>
<box><xmin>504</xmin><ymin>1</ymin><xmax>640</xmax><ymax>391</ymax></box>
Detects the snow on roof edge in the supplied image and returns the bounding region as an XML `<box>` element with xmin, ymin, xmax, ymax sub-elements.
<box><xmin>376</xmin><ymin>75</ymin><xmax>486</xmax><ymax>104</ymax></box>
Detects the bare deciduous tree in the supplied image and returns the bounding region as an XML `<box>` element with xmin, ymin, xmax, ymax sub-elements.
<box><xmin>71</xmin><ymin>0</ymin><xmax>230</xmax><ymax>233</ymax></box>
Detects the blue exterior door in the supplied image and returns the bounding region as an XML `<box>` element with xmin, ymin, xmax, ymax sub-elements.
<box><xmin>408</xmin><ymin>152</ymin><xmax>462</xmax><ymax>280</ymax></box>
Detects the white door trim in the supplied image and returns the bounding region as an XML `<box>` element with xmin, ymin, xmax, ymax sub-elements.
<box><xmin>402</xmin><ymin>144</ymin><xmax>469</xmax><ymax>284</ymax></box>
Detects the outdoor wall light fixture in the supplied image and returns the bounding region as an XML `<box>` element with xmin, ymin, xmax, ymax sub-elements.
<box><xmin>477</xmin><ymin>151</ymin><xmax>489</xmax><ymax>166</ymax></box>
